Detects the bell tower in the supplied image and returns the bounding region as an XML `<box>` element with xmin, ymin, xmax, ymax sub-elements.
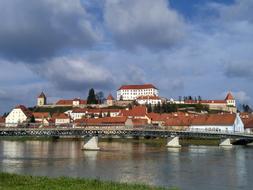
<box><xmin>37</xmin><ymin>92</ymin><xmax>47</xmax><ymax>107</ymax></box>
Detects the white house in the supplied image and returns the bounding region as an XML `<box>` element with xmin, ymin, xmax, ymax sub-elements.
<box><xmin>117</xmin><ymin>84</ymin><xmax>158</xmax><ymax>101</ymax></box>
<box><xmin>190</xmin><ymin>113</ymin><xmax>244</xmax><ymax>133</ymax></box>
<box><xmin>52</xmin><ymin>113</ymin><xmax>71</xmax><ymax>126</ymax></box>
<box><xmin>136</xmin><ymin>95</ymin><xmax>162</xmax><ymax>105</ymax></box>
<box><xmin>5</xmin><ymin>105</ymin><xmax>33</xmax><ymax>127</ymax></box>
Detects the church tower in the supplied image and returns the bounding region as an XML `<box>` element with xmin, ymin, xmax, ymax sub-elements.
<box><xmin>37</xmin><ymin>92</ymin><xmax>47</xmax><ymax>107</ymax></box>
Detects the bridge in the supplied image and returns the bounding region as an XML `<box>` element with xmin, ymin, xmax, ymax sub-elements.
<box><xmin>1</xmin><ymin>125</ymin><xmax>253</xmax><ymax>150</ymax></box>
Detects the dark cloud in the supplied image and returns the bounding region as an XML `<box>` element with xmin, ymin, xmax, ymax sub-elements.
<box><xmin>0</xmin><ymin>0</ymin><xmax>101</xmax><ymax>61</ymax></box>
<box><xmin>225</xmin><ymin>63</ymin><xmax>253</xmax><ymax>79</ymax></box>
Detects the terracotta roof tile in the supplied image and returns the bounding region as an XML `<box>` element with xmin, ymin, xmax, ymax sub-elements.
<box><xmin>33</xmin><ymin>112</ymin><xmax>50</xmax><ymax>119</ymax></box>
<box><xmin>191</xmin><ymin>114</ymin><xmax>236</xmax><ymax>126</ymax></box>
<box><xmin>120</xmin><ymin>106</ymin><xmax>147</xmax><ymax>117</ymax></box>
<box><xmin>118</xmin><ymin>84</ymin><xmax>157</xmax><ymax>90</ymax></box>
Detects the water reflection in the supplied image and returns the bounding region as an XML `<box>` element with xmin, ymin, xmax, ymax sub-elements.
<box><xmin>0</xmin><ymin>140</ymin><xmax>253</xmax><ymax>190</ymax></box>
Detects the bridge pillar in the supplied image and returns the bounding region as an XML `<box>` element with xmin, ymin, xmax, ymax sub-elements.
<box><xmin>82</xmin><ymin>136</ymin><xmax>100</xmax><ymax>151</ymax></box>
<box><xmin>166</xmin><ymin>136</ymin><xmax>181</xmax><ymax>148</ymax></box>
<box><xmin>219</xmin><ymin>138</ymin><xmax>233</xmax><ymax>146</ymax></box>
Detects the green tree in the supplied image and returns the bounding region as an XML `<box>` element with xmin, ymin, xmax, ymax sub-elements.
<box><xmin>98</xmin><ymin>111</ymin><xmax>103</xmax><ymax>118</ymax></box>
<box><xmin>147</xmin><ymin>103</ymin><xmax>152</xmax><ymax>113</ymax></box>
<box><xmin>107</xmin><ymin>112</ymin><xmax>111</xmax><ymax>117</ymax></box>
<box><xmin>87</xmin><ymin>88</ymin><xmax>98</xmax><ymax>104</ymax></box>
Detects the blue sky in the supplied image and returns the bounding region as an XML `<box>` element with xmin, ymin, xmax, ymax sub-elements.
<box><xmin>0</xmin><ymin>0</ymin><xmax>252</xmax><ymax>114</ymax></box>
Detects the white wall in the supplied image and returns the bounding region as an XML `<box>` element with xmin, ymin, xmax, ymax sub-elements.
<box><xmin>5</xmin><ymin>108</ymin><xmax>28</xmax><ymax>127</ymax></box>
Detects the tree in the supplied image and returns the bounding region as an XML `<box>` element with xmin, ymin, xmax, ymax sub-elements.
<box><xmin>128</xmin><ymin>103</ymin><xmax>132</xmax><ymax>110</ymax></box>
<box><xmin>96</xmin><ymin>91</ymin><xmax>105</xmax><ymax>104</ymax></box>
<box><xmin>30</xmin><ymin>115</ymin><xmax>35</xmax><ymax>123</ymax></box>
<box><xmin>87</xmin><ymin>88</ymin><xmax>98</xmax><ymax>104</ymax></box>
<box><xmin>198</xmin><ymin>96</ymin><xmax>202</xmax><ymax>101</ymax></box>
<box><xmin>98</xmin><ymin>111</ymin><xmax>103</xmax><ymax>118</ymax></box>
<box><xmin>147</xmin><ymin>103</ymin><xmax>152</xmax><ymax>113</ymax></box>
<box><xmin>107</xmin><ymin>112</ymin><xmax>111</xmax><ymax>117</ymax></box>
<box><xmin>242</xmin><ymin>104</ymin><xmax>252</xmax><ymax>113</ymax></box>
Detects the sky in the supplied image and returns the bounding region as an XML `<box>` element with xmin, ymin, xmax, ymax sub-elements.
<box><xmin>0</xmin><ymin>0</ymin><xmax>252</xmax><ymax>114</ymax></box>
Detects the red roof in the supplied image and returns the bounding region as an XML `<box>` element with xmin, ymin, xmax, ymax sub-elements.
<box><xmin>132</xmin><ymin>118</ymin><xmax>148</xmax><ymax>126</ymax></box>
<box><xmin>52</xmin><ymin>113</ymin><xmax>69</xmax><ymax>119</ymax></box>
<box><xmin>118</xmin><ymin>84</ymin><xmax>157</xmax><ymax>90</ymax></box>
<box><xmin>72</xmin><ymin>108</ymin><xmax>88</xmax><ymax>113</ymax></box>
<box><xmin>87</xmin><ymin>108</ymin><xmax>120</xmax><ymax>114</ymax></box>
<box><xmin>107</xmin><ymin>94</ymin><xmax>114</xmax><ymax>100</ymax></box>
<box><xmin>0</xmin><ymin>116</ymin><xmax>5</xmax><ymax>123</ymax></box>
<box><xmin>164</xmin><ymin>116</ymin><xmax>192</xmax><ymax>127</ymax></box>
<box><xmin>191</xmin><ymin>114</ymin><xmax>236</xmax><ymax>126</ymax></box>
<box><xmin>225</xmin><ymin>92</ymin><xmax>234</xmax><ymax>100</ymax></box>
<box><xmin>120</xmin><ymin>106</ymin><xmax>147</xmax><ymax>117</ymax></box>
<box><xmin>33</xmin><ymin>112</ymin><xmax>50</xmax><ymax>119</ymax></box>
<box><xmin>242</xmin><ymin>118</ymin><xmax>253</xmax><ymax>129</ymax></box>
<box><xmin>75</xmin><ymin>116</ymin><xmax>127</xmax><ymax>125</ymax></box>
<box><xmin>15</xmin><ymin>105</ymin><xmax>33</xmax><ymax>118</ymax></box>
<box><xmin>185</xmin><ymin>100</ymin><xmax>226</xmax><ymax>104</ymax></box>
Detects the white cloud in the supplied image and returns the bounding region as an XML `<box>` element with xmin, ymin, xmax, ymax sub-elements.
<box><xmin>32</xmin><ymin>56</ymin><xmax>114</xmax><ymax>91</ymax></box>
<box><xmin>104</xmin><ymin>0</ymin><xmax>186</xmax><ymax>50</ymax></box>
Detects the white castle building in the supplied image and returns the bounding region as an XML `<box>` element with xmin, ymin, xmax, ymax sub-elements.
<box><xmin>117</xmin><ymin>84</ymin><xmax>158</xmax><ymax>101</ymax></box>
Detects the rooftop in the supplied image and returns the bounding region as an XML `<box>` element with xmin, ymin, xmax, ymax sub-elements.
<box><xmin>118</xmin><ymin>84</ymin><xmax>157</xmax><ymax>90</ymax></box>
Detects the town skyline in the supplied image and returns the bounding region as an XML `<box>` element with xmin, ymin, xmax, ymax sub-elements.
<box><xmin>0</xmin><ymin>0</ymin><xmax>252</xmax><ymax>114</ymax></box>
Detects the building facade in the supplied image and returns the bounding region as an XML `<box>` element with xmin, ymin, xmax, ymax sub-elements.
<box><xmin>136</xmin><ymin>95</ymin><xmax>162</xmax><ymax>105</ymax></box>
<box><xmin>117</xmin><ymin>84</ymin><xmax>158</xmax><ymax>101</ymax></box>
<box><xmin>5</xmin><ymin>105</ymin><xmax>33</xmax><ymax>127</ymax></box>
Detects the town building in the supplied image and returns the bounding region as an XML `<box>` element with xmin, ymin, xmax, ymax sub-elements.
<box><xmin>240</xmin><ymin>112</ymin><xmax>253</xmax><ymax>133</ymax></box>
<box><xmin>37</xmin><ymin>92</ymin><xmax>47</xmax><ymax>107</ymax></box>
<box><xmin>33</xmin><ymin>112</ymin><xmax>51</xmax><ymax>125</ymax></box>
<box><xmin>52</xmin><ymin>113</ymin><xmax>71</xmax><ymax>126</ymax></box>
<box><xmin>117</xmin><ymin>84</ymin><xmax>158</xmax><ymax>101</ymax></box>
<box><xmin>190</xmin><ymin>113</ymin><xmax>244</xmax><ymax>133</ymax></box>
<box><xmin>106</xmin><ymin>94</ymin><xmax>115</xmax><ymax>106</ymax></box>
<box><xmin>5</xmin><ymin>105</ymin><xmax>33</xmax><ymax>127</ymax></box>
<box><xmin>136</xmin><ymin>95</ymin><xmax>162</xmax><ymax>105</ymax></box>
<box><xmin>172</xmin><ymin>92</ymin><xmax>237</xmax><ymax>113</ymax></box>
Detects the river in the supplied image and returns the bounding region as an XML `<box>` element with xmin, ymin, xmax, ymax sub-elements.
<box><xmin>0</xmin><ymin>139</ymin><xmax>253</xmax><ymax>190</ymax></box>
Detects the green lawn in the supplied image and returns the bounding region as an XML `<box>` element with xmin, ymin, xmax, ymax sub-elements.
<box><xmin>0</xmin><ymin>173</ymin><xmax>177</xmax><ymax>190</ymax></box>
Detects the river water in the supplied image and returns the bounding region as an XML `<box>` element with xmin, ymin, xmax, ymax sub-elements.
<box><xmin>0</xmin><ymin>139</ymin><xmax>253</xmax><ymax>190</ymax></box>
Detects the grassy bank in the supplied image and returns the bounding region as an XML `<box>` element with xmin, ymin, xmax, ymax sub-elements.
<box><xmin>0</xmin><ymin>173</ymin><xmax>177</xmax><ymax>190</ymax></box>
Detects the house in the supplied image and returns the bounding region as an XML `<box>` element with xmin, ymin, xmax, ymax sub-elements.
<box><xmin>117</xmin><ymin>84</ymin><xmax>158</xmax><ymax>100</ymax></box>
<box><xmin>52</xmin><ymin>113</ymin><xmax>71</xmax><ymax>126</ymax></box>
<box><xmin>240</xmin><ymin>112</ymin><xmax>253</xmax><ymax>133</ymax></box>
<box><xmin>37</xmin><ymin>92</ymin><xmax>47</xmax><ymax>107</ymax></box>
<box><xmin>75</xmin><ymin>116</ymin><xmax>129</xmax><ymax>127</ymax></box>
<box><xmin>5</xmin><ymin>105</ymin><xmax>33</xmax><ymax>127</ymax></box>
<box><xmin>70</xmin><ymin>108</ymin><xmax>88</xmax><ymax>121</ymax></box>
<box><xmin>136</xmin><ymin>95</ymin><xmax>162</xmax><ymax>105</ymax></box>
<box><xmin>146</xmin><ymin>113</ymin><xmax>169</xmax><ymax>126</ymax></box>
<box><xmin>190</xmin><ymin>113</ymin><xmax>244</xmax><ymax>133</ymax></box>
<box><xmin>164</xmin><ymin>113</ymin><xmax>193</xmax><ymax>131</ymax></box>
<box><xmin>106</xmin><ymin>94</ymin><xmax>115</xmax><ymax>106</ymax></box>
<box><xmin>0</xmin><ymin>116</ymin><xmax>5</xmax><ymax>127</ymax></box>
<box><xmin>32</xmin><ymin>112</ymin><xmax>51</xmax><ymax>125</ymax></box>
<box><xmin>119</xmin><ymin>106</ymin><xmax>150</xmax><ymax>122</ymax></box>
<box><xmin>86</xmin><ymin>108</ymin><xmax>120</xmax><ymax>118</ymax></box>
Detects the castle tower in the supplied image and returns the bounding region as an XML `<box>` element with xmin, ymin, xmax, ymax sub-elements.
<box><xmin>37</xmin><ymin>92</ymin><xmax>47</xmax><ymax>107</ymax></box>
<box><xmin>225</xmin><ymin>92</ymin><xmax>236</xmax><ymax>107</ymax></box>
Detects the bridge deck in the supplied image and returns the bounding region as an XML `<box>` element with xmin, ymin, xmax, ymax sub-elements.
<box><xmin>0</xmin><ymin>127</ymin><xmax>253</xmax><ymax>139</ymax></box>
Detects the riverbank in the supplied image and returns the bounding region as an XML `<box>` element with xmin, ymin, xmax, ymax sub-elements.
<box><xmin>0</xmin><ymin>173</ymin><xmax>177</xmax><ymax>190</ymax></box>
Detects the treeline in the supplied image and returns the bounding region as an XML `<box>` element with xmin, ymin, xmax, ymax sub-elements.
<box><xmin>179</xmin><ymin>96</ymin><xmax>202</xmax><ymax>101</ymax></box>
<box><xmin>145</xmin><ymin>102</ymin><xmax>209</xmax><ymax>114</ymax></box>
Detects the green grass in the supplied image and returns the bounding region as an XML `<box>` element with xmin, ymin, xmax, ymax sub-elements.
<box><xmin>0</xmin><ymin>173</ymin><xmax>177</xmax><ymax>190</ymax></box>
